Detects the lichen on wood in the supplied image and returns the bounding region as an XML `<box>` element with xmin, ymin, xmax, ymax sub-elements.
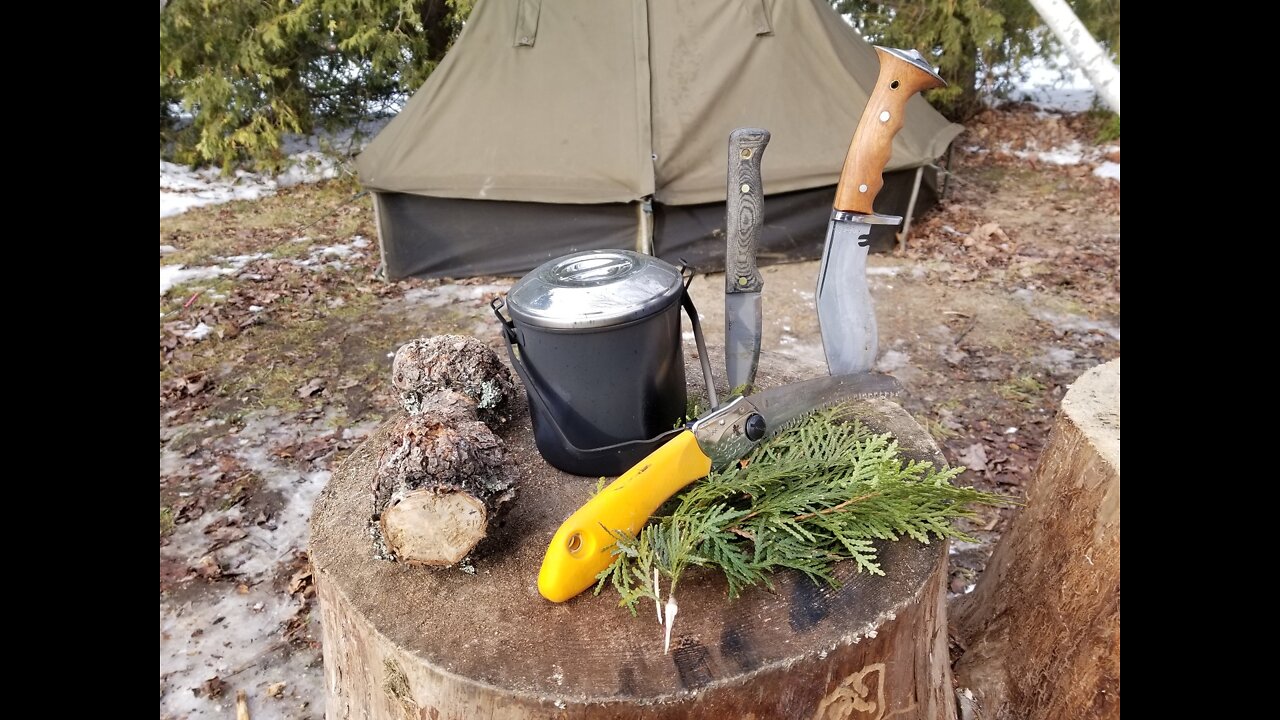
<box><xmin>371</xmin><ymin>353</ymin><xmax>517</xmax><ymax>566</ymax></box>
<box><xmin>392</xmin><ymin>335</ymin><xmax>516</xmax><ymax>426</ymax></box>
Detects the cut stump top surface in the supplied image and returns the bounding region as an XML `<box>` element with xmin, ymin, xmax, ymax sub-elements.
<box><xmin>1062</xmin><ymin>358</ymin><xmax>1119</xmax><ymax>472</ymax></box>
<box><xmin>310</xmin><ymin>350</ymin><xmax>945</xmax><ymax>703</ymax></box>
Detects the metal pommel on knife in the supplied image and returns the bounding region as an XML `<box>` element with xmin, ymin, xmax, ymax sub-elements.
<box><xmin>725</xmin><ymin>128</ymin><xmax>770</xmax><ymax>394</ymax></box>
<box><xmin>817</xmin><ymin>47</ymin><xmax>946</xmax><ymax>375</ymax></box>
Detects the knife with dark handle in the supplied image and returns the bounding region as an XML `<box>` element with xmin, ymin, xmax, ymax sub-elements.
<box><xmin>725</xmin><ymin>127</ymin><xmax>771</xmax><ymax>395</ymax></box>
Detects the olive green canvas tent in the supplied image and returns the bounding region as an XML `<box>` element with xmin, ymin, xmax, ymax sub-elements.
<box><xmin>357</xmin><ymin>0</ymin><xmax>962</xmax><ymax>279</ymax></box>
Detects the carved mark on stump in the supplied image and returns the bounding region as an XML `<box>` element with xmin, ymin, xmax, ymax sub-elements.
<box><xmin>812</xmin><ymin>663</ymin><xmax>886</xmax><ymax>720</ymax></box>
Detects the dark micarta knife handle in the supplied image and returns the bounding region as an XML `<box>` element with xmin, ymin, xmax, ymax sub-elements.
<box><xmin>725</xmin><ymin>128</ymin><xmax>770</xmax><ymax>293</ymax></box>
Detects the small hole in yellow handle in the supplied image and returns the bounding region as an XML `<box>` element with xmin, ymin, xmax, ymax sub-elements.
<box><xmin>566</xmin><ymin>533</ymin><xmax>583</xmax><ymax>555</ymax></box>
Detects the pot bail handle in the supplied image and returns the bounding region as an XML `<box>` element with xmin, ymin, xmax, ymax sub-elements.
<box><xmin>677</xmin><ymin>262</ymin><xmax>718</xmax><ymax>410</ymax></box>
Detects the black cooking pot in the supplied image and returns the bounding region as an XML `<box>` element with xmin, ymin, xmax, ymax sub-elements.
<box><xmin>494</xmin><ymin>250</ymin><xmax>713</xmax><ymax>476</ymax></box>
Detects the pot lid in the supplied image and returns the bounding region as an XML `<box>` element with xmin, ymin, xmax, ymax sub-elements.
<box><xmin>506</xmin><ymin>250</ymin><xmax>684</xmax><ymax>330</ymax></box>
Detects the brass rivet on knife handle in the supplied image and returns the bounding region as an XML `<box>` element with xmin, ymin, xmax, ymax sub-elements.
<box><xmin>833</xmin><ymin>47</ymin><xmax>946</xmax><ymax>214</ymax></box>
<box><xmin>725</xmin><ymin>128</ymin><xmax>770</xmax><ymax>294</ymax></box>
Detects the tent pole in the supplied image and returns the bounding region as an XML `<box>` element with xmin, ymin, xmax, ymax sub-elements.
<box><xmin>940</xmin><ymin>142</ymin><xmax>956</xmax><ymax>200</ymax></box>
<box><xmin>371</xmin><ymin>192</ymin><xmax>390</xmax><ymax>281</ymax></box>
<box><xmin>896</xmin><ymin>165</ymin><xmax>925</xmax><ymax>253</ymax></box>
<box><xmin>636</xmin><ymin>196</ymin><xmax>655</xmax><ymax>255</ymax></box>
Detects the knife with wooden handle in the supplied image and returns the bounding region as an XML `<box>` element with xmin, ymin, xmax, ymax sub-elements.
<box><xmin>816</xmin><ymin>47</ymin><xmax>946</xmax><ymax>374</ymax></box>
<box><xmin>725</xmin><ymin>127</ymin><xmax>770</xmax><ymax>395</ymax></box>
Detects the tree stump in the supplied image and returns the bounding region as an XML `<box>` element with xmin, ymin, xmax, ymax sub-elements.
<box><xmin>952</xmin><ymin>359</ymin><xmax>1120</xmax><ymax>720</ymax></box>
<box><xmin>311</xmin><ymin>350</ymin><xmax>958</xmax><ymax>720</ymax></box>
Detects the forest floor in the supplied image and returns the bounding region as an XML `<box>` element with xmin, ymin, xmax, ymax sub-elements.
<box><xmin>159</xmin><ymin>105</ymin><xmax>1119</xmax><ymax>720</ymax></box>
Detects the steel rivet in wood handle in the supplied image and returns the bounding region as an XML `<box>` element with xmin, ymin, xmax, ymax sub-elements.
<box><xmin>741</xmin><ymin>183</ymin><xmax>751</xmax><ymax>193</ymax></box>
<box><xmin>859</xmin><ymin>184</ymin><xmax>868</xmax><ymax>193</ymax></box>
<box><xmin>879</xmin><ymin>111</ymin><xmax>891</xmax><ymax>122</ymax></box>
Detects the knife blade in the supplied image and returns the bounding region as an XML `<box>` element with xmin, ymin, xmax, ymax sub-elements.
<box><xmin>537</xmin><ymin>371</ymin><xmax>902</xmax><ymax>602</ymax></box>
<box><xmin>816</xmin><ymin>47</ymin><xmax>946</xmax><ymax>375</ymax></box>
<box><xmin>725</xmin><ymin>127</ymin><xmax>771</xmax><ymax>394</ymax></box>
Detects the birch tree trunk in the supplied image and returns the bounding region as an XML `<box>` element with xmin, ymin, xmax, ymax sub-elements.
<box><xmin>1028</xmin><ymin>0</ymin><xmax>1121</xmax><ymax>114</ymax></box>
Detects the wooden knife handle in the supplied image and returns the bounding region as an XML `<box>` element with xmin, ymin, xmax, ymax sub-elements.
<box><xmin>833</xmin><ymin>47</ymin><xmax>946</xmax><ymax>214</ymax></box>
<box><xmin>725</xmin><ymin>128</ymin><xmax>770</xmax><ymax>294</ymax></box>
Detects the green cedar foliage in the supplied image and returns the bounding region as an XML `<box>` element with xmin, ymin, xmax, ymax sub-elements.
<box><xmin>160</xmin><ymin>0</ymin><xmax>474</xmax><ymax>171</ymax></box>
<box><xmin>595</xmin><ymin>409</ymin><xmax>1011</xmax><ymax>613</ymax></box>
<box><xmin>834</xmin><ymin>0</ymin><xmax>1120</xmax><ymax>119</ymax></box>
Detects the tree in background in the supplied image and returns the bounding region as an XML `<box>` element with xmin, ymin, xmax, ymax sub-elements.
<box><xmin>160</xmin><ymin>0</ymin><xmax>474</xmax><ymax>170</ymax></box>
<box><xmin>835</xmin><ymin>0</ymin><xmax>1119</xmax><ymax>119</ymax></box>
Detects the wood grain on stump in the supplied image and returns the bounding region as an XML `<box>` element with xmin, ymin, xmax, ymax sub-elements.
<box><xmin>953</xmin><ymin>359</ymin><xmax>1120</xmax><ymax>720</ymax></box>
<box><xmin>312</xmin><ymin>350</ymin><xmax>957</xmax><ymax>720</ymax></box>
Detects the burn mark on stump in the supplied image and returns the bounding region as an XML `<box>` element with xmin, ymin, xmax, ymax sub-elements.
<box><xmin>720</xmin><ymin>622</ymin><xmax>761</xmax><ymax>672</ymax></box>
<box><xmin>671</xmin><ymin>638</ymin><xmax>714</xmax><ymax>689</ymax></box>
<box><xmin>616</xmin><ymin>665</ymin><xmax>638</xmax><ymax>697</ymax></box>
<box><xmin>788</xmin><ymin>576</ymin><xmax>833</xmax><ymax>632</ymax></box>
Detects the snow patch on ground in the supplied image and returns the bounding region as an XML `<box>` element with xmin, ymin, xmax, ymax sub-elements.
<box><xmin>160</xmin><ymin>161</ymin><xmax>277</xmax><ymax>218</ymax></box>
<box><xmin>161</xmin><ymin>253</ymin><xmax>270</xmax><ymax>296</ymax></box>
<box><xmin>1015</xmin><ymin>288</ymin><xmax>1120</xmax><ymax>340</ymax></box>
<box><xmin>1000</xmin><ymin>140</ymin><xmax>1120</xmax><ymax>183</ymax></box>
<box><xmin>1006</xmin><ymin>141</ymin><xmax>1118</xmax><ymax>168</ymax></box>
<box><xmin>1007</xmin><ymin>55</ymin><xmax>1099</xmax><ymax>113</ymax></box>
<box><xmin>1093</xmin><ymin>161</ymin><xmax>1120</xmax><ymax>181</ymax></box>
<box><xmin>160</xmin><ymin>408</ymin><xmax>376</xmax><ymax>720</ymax></box>
<box><xmin>400</xmin><ymin>282</ymin><xmax>513</xmax><ymax>309</ymax></box>
<box><xmin>1012</xmin><ymin>141</ymin><xmax>1085</xmax><ymax>165</ymax></box>
<box><xmin>159</xmin><ymin>119</ymin><xmax>389</xmax><ymax>218</ymax></box>
<box><xmin>294</xmin><ymin>236</ymin><xmax>372</xmax><ymax>271</ymax></box>
<box><xmin>159</xmin><ymin>587</ymin><xmax>319</xmax><ymax>720</ymax></box>
<box><xmin>161</xmin><ymin>265</ymin><xmax>232</xmax><ymax>295</ymax></box>
<box><xmin>876</xmin><ymin>349</ymin><xmax>912</xmax><ymax>373</ymax></box>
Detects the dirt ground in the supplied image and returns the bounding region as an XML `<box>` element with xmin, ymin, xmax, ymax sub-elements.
<box><xmin>159</xmin><ymin>106</ymin><xmax>1118</xmax><ymax>719</ymax></box>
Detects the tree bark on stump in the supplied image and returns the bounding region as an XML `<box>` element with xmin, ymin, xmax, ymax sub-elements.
<box><xmin>952</xmin><ymin>359</ymin><xmax>1120</xmax><ymax>720</ymax></box>
<box><xmin>312</xmin><ymin>350</ymin><xmax>959</xmax><ymax>719</ymax></box>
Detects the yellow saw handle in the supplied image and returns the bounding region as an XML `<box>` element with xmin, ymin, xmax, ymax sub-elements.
<box><xmin>537</xmin><ymin>430</ymin><xmax>712</xmax><ymax>603</ymax></box>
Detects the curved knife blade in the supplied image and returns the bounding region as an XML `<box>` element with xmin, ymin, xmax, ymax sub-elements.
<box><xmin>725</xmin><ymin>128</ymin><xmax>770</xmax><ymax>393</ymax></box>
<box><xmin>816</xmin><ymin>214</ymin><xmax>884</xmax><ymax>374</ymax></box>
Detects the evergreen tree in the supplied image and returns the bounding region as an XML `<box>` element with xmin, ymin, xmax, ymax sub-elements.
<box><xmin>159</xmin><ymin>0</ymin><xmax>474</xmax><ymax>170</ymax></box>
